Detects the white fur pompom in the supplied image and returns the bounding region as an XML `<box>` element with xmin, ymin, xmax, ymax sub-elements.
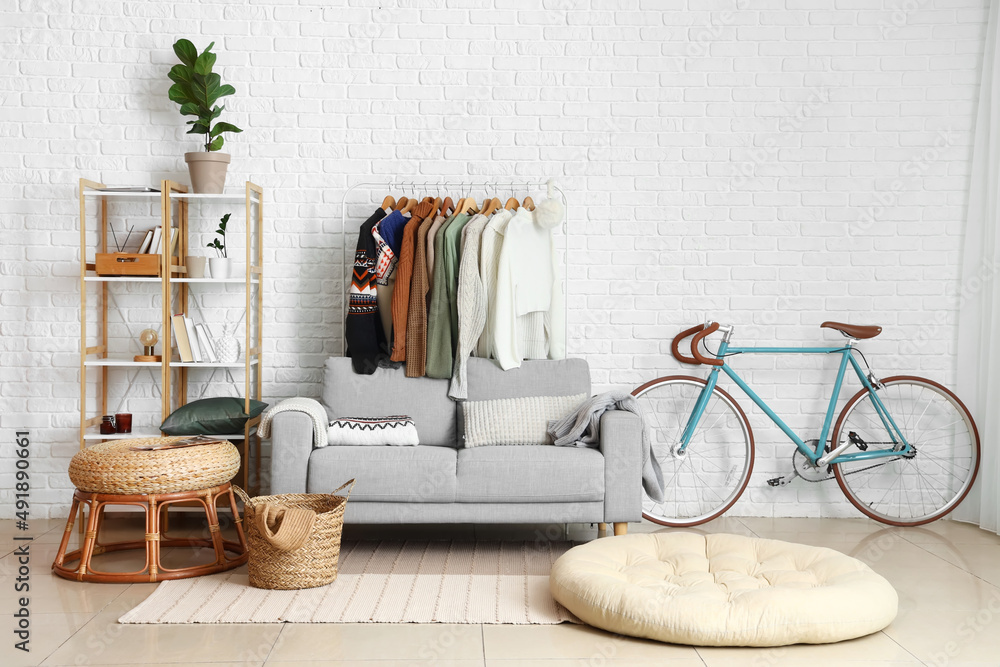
<box><xmin>534</xmin><ymin>178</ymin><xmax>564</xmax><ymax>230</ymax></box>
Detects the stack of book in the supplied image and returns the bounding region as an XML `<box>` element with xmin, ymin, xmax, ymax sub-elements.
<box><xmin>171</xmin><ymin>314</ymin><xmax>222</xmax><ymax>363</ymax></box>
<box><xmin>136</xmin><ymin>226</ymin><xmax>178</xmax><ymax>255</ymax></box>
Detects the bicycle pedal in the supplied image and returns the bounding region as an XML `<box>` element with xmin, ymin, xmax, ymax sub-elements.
<box><xmin>766</xmin><ymin>475</ymin><xmax>795</xmax><ymax>487</ymax></box>
<box><xmin>848</xmin><ymin>431</ymin><xmax>869</xmax><ymax>451</ymax></box>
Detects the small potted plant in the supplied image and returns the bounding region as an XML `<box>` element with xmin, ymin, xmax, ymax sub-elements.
<box><xmin>168</xmin><ymin>39</ymin><xmax>242</xmax><ymax>193</ymax></box>
<box><xmin>207</xmin><ymin>213</ymin><xmax>230</xmax><ymax>278</ymax></box>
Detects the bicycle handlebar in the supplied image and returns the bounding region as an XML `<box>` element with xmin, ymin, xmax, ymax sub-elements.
<box><xmin>691</xmin><ymin>322</ymin><xmax>724</xmax><ymax>366</ymax></box>
<box><xmin>671</xmin><ymin>324</ymin><xmax>705</xmax><ymax>365</ymax></box>
<box><xmin>671</xmin><ymin>322</ymin><xmax>725</xmax><ymax>367</ymax></box>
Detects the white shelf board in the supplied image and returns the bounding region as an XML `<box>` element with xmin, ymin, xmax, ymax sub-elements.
<box><xmin>84</xmin><ymin>357</ymin><xmax>258</xmax><ymax>368</ymax></box>
<box><xmin>84</xmin><ymin>358</ymin><xmax>160</xmax><ymax>367</ymax></box>
<box><xmin>84</xmin><ymin>276</ymin><xmax>161</xmax><ymax>282</ymax></box>
<box><xmin>83</xmin><ymin>191</ymin><xmax>161</xmax><ymax>198</ymax></box>
<box><xmin>173</xmin><ymin>359</ymin><xmax>259</xmax><ymax>368</ymax></box>
<box><xmin>82</xmin><ymin>431</ymin><xmax>250</xmax><ymax>441</ymax></box>
<box><xmin>172</xmin><ymin>193</ymin><xmax>258</xmax><ymax>203</ymax></box>
<box><xmin>173</xmin><ymin>277</ymin><xmax>259</xmax><ymax>284</ymax></box>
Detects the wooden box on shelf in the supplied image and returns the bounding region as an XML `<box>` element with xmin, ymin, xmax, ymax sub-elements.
<box><xmin>94</xmin><ymin>253</ymin><xmax>178</xmax><ymax>277</ymax></box>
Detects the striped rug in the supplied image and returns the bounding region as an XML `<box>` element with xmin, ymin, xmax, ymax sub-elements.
<box><xmin>119</xmin><ymin>540</ymin><xmax>580</xmax><ymax>624</ymax></box>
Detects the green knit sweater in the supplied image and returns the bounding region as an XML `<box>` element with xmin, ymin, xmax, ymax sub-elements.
<box><xmin>425</xmin><ymin>213</ymin><xmax>469</xmax><ymax>378</ymax></box>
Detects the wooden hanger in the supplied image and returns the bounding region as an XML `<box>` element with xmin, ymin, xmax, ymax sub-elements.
<box><xmin>458</xmin><ymin>197</ymin><xmax>479</xmax><ymax>215</ymax></box>
<box><xmin>428</xmin><ymin>197</ymin><xmax>442</xmax><ymax>219</ymax></box>
<box><xmin>401</xmin><ymin>198</ymin><xmax>417</xmax><ymax>214</ymax></box>
<box><xmin>481</xmin><ymin>197</ymin><xmax>501</xmax><ymax>217</ymax></box>
<box><xmin>393</xmin><ymin>197</ymin><xmax>408</xmax><ymax>211</ymax></box>
<box><xmin>503</xmin><ymin>197</ymin><xmax>519</xmax><ymax>211</ymax></box>
<box><xmin>439</xmin><ymin>196</ymin><xmax>454</xmax><ymax>217</ymax></box>
<box><xmin>381</xmin><ymin>195</ymin><xmax>396</xmax><ymax>210</ymax></box>
<box><xmin>521</xmin><ymin>196</ymin><xmax>535</xmax><ymax>211</ymax></box>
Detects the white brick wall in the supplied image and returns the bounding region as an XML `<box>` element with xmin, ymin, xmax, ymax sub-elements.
<box><xmin>0</xmin><ymin>0</ymin><xmax>989</xmax><ymax>519</ymax></box>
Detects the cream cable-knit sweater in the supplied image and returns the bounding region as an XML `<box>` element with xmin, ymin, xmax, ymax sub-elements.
<box><xmin>491</xmin><ymin>208</ymin><xmax>565</xmax><ymax>370</ymax></box>
<box><xmin>449</xmin><ymin>213</ymin><xmax>490</xmax><ymax>400</ymax></box>
<box><xmin>476</xmin><ymin>209</ymin><xmax>513</xmax><ymax>358</ymax></box>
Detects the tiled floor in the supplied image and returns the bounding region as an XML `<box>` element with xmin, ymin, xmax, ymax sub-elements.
<box><xmin>2</xmin><ymin>515</ymin><xmax>999</xmax><ymax>666</ymax></box>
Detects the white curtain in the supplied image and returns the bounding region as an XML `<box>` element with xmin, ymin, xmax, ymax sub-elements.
<box><xmin>957</xmin><ymin>0</ymin><xmax>1000</xmax><ymax>533</ymax></box>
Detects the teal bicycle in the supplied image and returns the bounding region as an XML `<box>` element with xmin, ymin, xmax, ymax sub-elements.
<box><xmin>633</xmin><ymin>321</ymin><xmax>980</xmax><ymax>527</ymax></box>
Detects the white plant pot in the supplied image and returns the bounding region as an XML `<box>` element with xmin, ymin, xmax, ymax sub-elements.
<box><xmin>209</xmin><ymin>257</ymin><xmax>231</xmax><ymax>280</ymax></box>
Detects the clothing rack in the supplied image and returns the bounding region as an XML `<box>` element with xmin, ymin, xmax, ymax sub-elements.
<box><xmin>338</xmin><ymin>179</ymin><xmax>570</xmax><ymax>356</ymax></box>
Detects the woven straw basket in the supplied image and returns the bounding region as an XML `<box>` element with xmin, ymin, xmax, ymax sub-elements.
<box><xmin>234</xmin><ymin>480</ymin><xmax>353</xmax><ymax>590</ymax></box>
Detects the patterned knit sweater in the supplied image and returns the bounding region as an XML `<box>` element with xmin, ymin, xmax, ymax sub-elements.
<box><xmin>346</xmin><ymin>208</ymin><xmax>388</xmax><ymax>374</ymax></box>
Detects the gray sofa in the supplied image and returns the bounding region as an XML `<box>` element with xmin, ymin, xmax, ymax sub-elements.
<box><xmin>269</xmin><ymin>356</ymin><xmax>643</xmax><ymax>533</ymax></box>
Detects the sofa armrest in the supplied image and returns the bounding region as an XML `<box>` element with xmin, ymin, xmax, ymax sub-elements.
<box><xmin>599</xmin><ymin>410</ymin><xmax>644</xmax><ymax>523</ymax></box>
<box><xmin>268</xmin><ymin>411</ymin><xmax>315</xmax><ymax>495</ymax></box>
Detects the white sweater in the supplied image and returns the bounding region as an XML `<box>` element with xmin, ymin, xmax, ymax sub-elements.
<box><xmin>491</xmin><ymin>208</ymin><xmax>565</xmax><ymax>370</ymax></box>
<box><xmin>477</xmin><ymin>209</ymin><xmax>513</xmax><ymax>358</ymax></box>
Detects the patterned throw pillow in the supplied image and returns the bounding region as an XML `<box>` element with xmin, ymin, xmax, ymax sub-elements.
<box><xmin>325</xmin><ymin>415</ymin><xmax>419</xmax><ymax>447</ymax></box>
<box><xmin>462</xmin><ymin>394</ymin><xmax>587</xmax><ymax>447</ymax></box>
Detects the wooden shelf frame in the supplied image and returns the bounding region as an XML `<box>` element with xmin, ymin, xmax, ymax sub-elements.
<box><xmin>79</xmin><ymin>178</ymin><xmax>265</xmax><ymax>494</ymax></box>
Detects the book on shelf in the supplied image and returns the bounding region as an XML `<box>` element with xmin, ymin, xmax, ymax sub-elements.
<box><xmin>136</xmin><ymin>229</ymin><xmax>154</xmax><ymax>254</ymax></box>
<box><xmin>169</xmin><ymin>226</ymin><xmax>178</xmax><ymax>255</ymax></box>
<box><xmin>184</xmin><ymin>316</ymin><xmax>202</xmax><ymax>362</ymax></box>
<box><xmin>172</xmin><ymin>314</ymin><xmax>226</xmax><ymax>364</ymax></box>
<box><xmin>148</xmin><ymin>226</ymin><xmax>162</xmax><ymax>255</ymax></box>
<box><xmin>95</xmin><ymin>186</ymin><xmax>160</xmax><ymax>193</ymax></box>
<box><xmin>195</xmin><ymin>323</ymin><xmax>218</xmax><ymax>362</ymax></box>
<box><xmin>129</xmin><ymin>435</ymin><xmax>226</xmax><ymax>451</ymax></box>
<box><xmin>171</xmin><ymin>314</ymin><xmax>193</xmax><ymax>362</ymax></box>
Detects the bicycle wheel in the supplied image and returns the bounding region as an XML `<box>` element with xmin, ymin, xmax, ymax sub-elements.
<box><xmin>832</xmin><ymin>376</ymin><xmax>980</xmax><ymax>526</ymax></box>
<box><xmin>633</xmin><ymin>376</ymin><xmax>754</xmax><ymax>527</ymax></box>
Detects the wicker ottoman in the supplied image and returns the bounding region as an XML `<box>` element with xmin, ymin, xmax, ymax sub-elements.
<box><xmin>52</xmin><ymin>437</ymin><xmax>248</xmax><ymax>583</ymax></box>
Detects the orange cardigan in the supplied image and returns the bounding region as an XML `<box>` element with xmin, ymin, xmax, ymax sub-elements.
<box><xmin>389</xmin><ymin>202</ymin><xmax>433</xmax><ymax>361</ymax></box>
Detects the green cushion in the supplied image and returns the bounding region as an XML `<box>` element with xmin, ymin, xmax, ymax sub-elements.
<box><xmin>160</xmin><ymin>397</ymin><xmax>268</xmax><ymax>436</ymax></box>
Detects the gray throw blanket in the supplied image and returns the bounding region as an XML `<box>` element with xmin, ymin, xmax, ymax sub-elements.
<box><xmin>547</xmin><ymin>391</ymin><xmax>665</xmax><ymax>502</ymax></box>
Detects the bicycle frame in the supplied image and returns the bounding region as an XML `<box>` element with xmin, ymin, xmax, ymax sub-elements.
<box><xmin>679</xmin><ymin>339</ymin><xmax>912</xmax><ymax>465</ymax></box>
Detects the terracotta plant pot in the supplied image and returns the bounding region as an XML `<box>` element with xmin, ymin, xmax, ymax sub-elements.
<box><xmin>185</xmin><ymin>152</ymin><xmax>231</xmax><ymax>194</ymax></box>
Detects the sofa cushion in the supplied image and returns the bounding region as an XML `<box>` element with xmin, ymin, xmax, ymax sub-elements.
<box><xmin>465</xmin><ymin>358</ymin><xmax>591</xmax><ymax>401</ymax></box>
<box><xmin>307</xmin><ymin>445</ymin><xmax>457</xmax><ymax>503</ymax></box>
<box><xmin>456</xmin><ymin>445</ymin><xmax>604</xmax><ymax>503</ymax></box>
<box><xmin>462</xmin><ymin>394</ymin><xmax>586</xmax><ymax>447</ymax></box>
<box><xmin>323</xmin><ymin>357</ymin><xmax>457</xmax><ymax>447</ymax></box>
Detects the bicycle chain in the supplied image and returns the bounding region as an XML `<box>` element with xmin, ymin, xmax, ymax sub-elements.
<box><xmin>838</xmin><ymin>443</ymin><xmax>908</xmax><ymax>478</ymax></box>
<box><xmin>800</xmin><ymin>442</ymin><xmax>905</xmax><ymax>482</ymax></box>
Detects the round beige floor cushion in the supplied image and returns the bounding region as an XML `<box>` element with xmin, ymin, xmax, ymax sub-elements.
<box><xmin>550</xmin><ymin>532</ymin><xmax>897</xmax><ymax>647</ymax></box>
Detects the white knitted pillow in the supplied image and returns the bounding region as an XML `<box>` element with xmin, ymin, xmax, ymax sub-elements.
<box><xmin>462</xmin><ymin>394</ymin><xmax>586</xmax><ymax>448</ymax></box>
<box><xmin>326</xmin><ymin>416</ymin><xmax>419</xmax><ymax>447</ymax></box>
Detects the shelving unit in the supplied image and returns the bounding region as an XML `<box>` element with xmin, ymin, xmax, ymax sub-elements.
<box><xmin>79</xmin><ymin>178</ymin><xmax>264</xmax><ymax>493</ymax></box>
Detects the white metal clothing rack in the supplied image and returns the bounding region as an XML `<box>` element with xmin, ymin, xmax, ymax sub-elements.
<box><xmin>338</xmin><ymin>179</ymin><xmax>569</xmax><ymax>356</ymax></box>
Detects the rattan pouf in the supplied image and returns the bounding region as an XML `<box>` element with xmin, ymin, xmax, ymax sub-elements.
<box><xmin>52</xmin><ymin>437</ymin><xmax>248</xmax><ymax>583</ymax></box>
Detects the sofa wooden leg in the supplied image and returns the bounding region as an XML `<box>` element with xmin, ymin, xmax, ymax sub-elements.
<box><xmin>613</xmin><ymin>522</ymin><xmax>627</xmax><ymax>536</ymax></box>
<box><xmin>598</xmin><ymin>522</ymin><xmax>607</xmax><ymax>532</ymax></box>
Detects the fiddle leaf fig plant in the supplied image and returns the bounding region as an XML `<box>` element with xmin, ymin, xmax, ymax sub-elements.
<box><xmin>168</xmin><ymin>39</ymin><xmax>242</xmax><ymax>152</ymax></box>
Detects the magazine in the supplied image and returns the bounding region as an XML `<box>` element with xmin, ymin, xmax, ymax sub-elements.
<box><xmin>129</xmin><ymin>435</ymin><xmax>227</xmax><ymax>451</ymax></box>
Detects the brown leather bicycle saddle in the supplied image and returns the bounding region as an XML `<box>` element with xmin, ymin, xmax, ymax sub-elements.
<box><xmin>820</xmin><ymin>321</ymin><xmax>882</xmax><ymax>339</ymax></box>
